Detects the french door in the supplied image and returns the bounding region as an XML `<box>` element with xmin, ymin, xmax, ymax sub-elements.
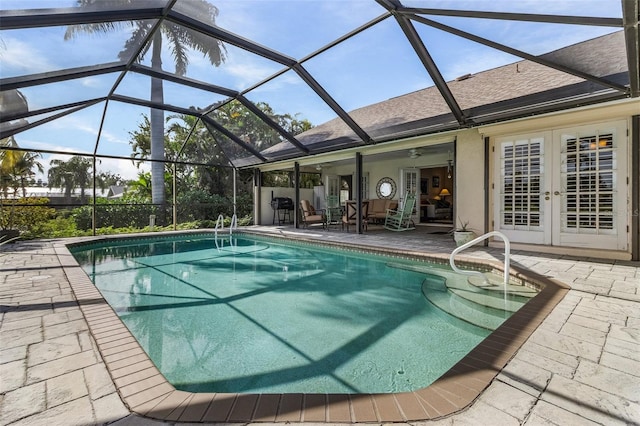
<box><xmin>495</xmin><ymin>121</ymin><xmax>628</xmax><ymax>250</ymax></box>
<box><xmin>400</xmin><ymin>168</ymin><xmax>419</xmax><ymax>221</ymax></box>
<box><xmin>325</xmin><ymin>175</ymin><xmax>339</xmax><ymax>200</ymax></box>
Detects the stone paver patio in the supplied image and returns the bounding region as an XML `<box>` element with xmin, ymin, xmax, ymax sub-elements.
<box><xmin>1</xmin><ymin>226</ymin><xmax>639</xmax><ymax>425</ymax></box>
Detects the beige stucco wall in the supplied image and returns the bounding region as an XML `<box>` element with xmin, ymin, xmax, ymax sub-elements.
<box><xmin>454</xmin><ymin>129</ymin><xmax>486</xmax><ymax>234</ymax></box>
<box><xmin>258</xmin><ymin>187</ymin><xmax>314</xmax><ymax>225</ymax></box>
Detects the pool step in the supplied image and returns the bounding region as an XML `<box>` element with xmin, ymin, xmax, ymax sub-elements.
<box><xmin>446</xmin><ymin>276</ymin><xmax>534</xmax><ymax>312</ymax></box>
<box><xmin>448</xmin><ymin>288</ymin><xmax>525</xmax><ymax>313</ymax></box>
<box><xmin>421</xmin><ymin>273</ymin><xmax>532</xmax><ymax>330</ymax></box>
<box><xmin>422</xmin><ymin>282</ymin><xmax>511</xmax><ymax>330</ymax></box>
<box><xmin>467</xmin><ymin>276</ymin><xmax>538</xmax><ymax>298</ymax></box>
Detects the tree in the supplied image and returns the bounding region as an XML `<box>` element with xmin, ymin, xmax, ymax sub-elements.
<box><xmin>9</xmin><ymin>151</ymin><xmax>44</xmax><ymax>197</ymax></box>
<box><xmin>99</xmin><ymin>171</ymin><xmax>126</xmax><ymax>187</ymax></box>
<box><xmin>48</xmin><ymin>156</ymin><xmax>105</xmax><ymax>204</ymax></box>
<box><xmin>1</xmin><ymin>141</ymin><xmax>44</xmax><ymax>199</ymax></box>
<box><xmin>126</xmin><ymin>172</ymin><xmax>153</xmax><ymax>200</ymax></box>
<box><xmin>1</xmin><ymin>137</ymin><xmax>19</xmax><ymax>199</ymax></box>
<box><xmin>65</xmin><ymin>0</ymin><xmax>226</xmax><ymax>221</ymax></box>
<box><xmin>206</xmin><ymin>100</ymin><xmax>313</xmax><ymax>160</ymax></box>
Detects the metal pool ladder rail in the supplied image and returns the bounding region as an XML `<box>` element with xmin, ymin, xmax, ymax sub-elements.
<box><xmin>214</xmin><ymin>214</ymin><xmax>238</xmax><ymax>236</ymax></box>
<box><xmin>449</xmin><ymin>231</ymin><xmax>511</xmax><ymax>287</ymax></box>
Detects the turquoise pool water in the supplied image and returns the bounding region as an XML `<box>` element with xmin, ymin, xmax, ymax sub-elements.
<box><xmin>71</xmin><ymin>233</ymin><xmax>492</xmax><ymax>394</ymax></box>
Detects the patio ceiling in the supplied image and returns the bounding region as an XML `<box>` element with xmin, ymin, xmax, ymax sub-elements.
<box><xmin>1</xmin><ymin>0</ymin><xmax>638</xmax><ymax>170</ymax></box>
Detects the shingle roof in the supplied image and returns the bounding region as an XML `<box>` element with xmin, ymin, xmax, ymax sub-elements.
<box><xmin>260</xmin><ymin>31</ymin><xmax>629</xmax><ymax>160</ymax></box>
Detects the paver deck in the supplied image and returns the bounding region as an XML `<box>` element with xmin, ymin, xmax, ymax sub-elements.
<box><xmin>1</xmin><ymin>226</ymin><xmax>639</xmax><ymax>425</ymax></box>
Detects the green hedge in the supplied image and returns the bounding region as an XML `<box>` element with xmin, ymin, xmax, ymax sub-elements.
<box><xmin>71</xmin><ymin>192</ymin><xmax>254</xmax><ymax>231</ymax></box>
<box><xmin>0</xmin><ymin>198</ymin><xmax>55</xmax><ymax>234</ymax></box>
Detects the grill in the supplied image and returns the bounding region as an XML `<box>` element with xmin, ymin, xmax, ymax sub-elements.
<box><xmin>270</xmin><ymin>197</ymin><xmax>294</xmax><ymax>224</ymax></box>
<box><xmin>270</xmin><ymin>197</ymin><xmax>294</xmax><ymax>211</ymax></box>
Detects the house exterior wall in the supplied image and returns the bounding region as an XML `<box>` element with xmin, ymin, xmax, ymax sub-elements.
<box><xmin>454</xmin><ymin>130</ymin><xmax>486</xmax><ymax>234</ymax></box>
<box><xmin>480</xmin><ymin>99</ymin><xmax>639</xmax><ymax>259</ymax></box>
<box><xmin>253</xmin><ymin>99</ymin><xmax>639</xmax><ymax>259</ymax></box>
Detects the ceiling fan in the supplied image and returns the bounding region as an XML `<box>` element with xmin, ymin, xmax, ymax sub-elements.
<box><xmin>408</xmin><ymin>148</ymin><xmax>422</xmax><ymax>159</ymax></box>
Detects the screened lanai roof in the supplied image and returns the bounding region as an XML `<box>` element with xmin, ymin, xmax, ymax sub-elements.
<box><xmin>1</xmin><ymin>0</ymin><xmax>639</xmax><ymax>171</ymax></box>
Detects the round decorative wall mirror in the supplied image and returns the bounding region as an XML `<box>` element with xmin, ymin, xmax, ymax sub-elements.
<box><xmin>376</xmin><ymin>177</ymin><xmax>397</xmax><ymax>199</ymax></box>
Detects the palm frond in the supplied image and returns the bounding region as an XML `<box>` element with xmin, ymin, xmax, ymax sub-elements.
<box><xmin>119</xmin><ymin>22</ymin><xmax>153</xmax><ymax>63</ymax></box>
<box><xmin>185</xmin><ymin>27</ymin><xmax>226</xmax><ymax>67</ymax></box>
<box><xmin>163</xmin><ymin>24</ymin><xmax>189</xmax><ymax>75</ymax></box>
<box><xmin>64</xmin><ymin>22</ymin><xmax>124</xmax><ymax>40</ymax></box>
<box><xmin>162</xmin><ymin>0</ymin><xmax>226</xmax><ymax>68</ymax></box>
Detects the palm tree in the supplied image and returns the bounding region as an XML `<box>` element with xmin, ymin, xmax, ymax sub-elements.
<box><xmin>10</xmin><ymin>151</ymin><xmax>44</xmax><ymax>197</ymax></box>
<box><xmin>48</xmin><ymin>156</ymin><xmax>105</xmax><ymax>204</ymax></box>
<box><xmin>1</xmin><ymin>137</ymin><xmax>19</xmax><ymax>199</ymax></box>
<box><xmin>65</xmin><ymin>0</ymin><xmax>226</xmax><ymax>222</ymax></box>
<box><xmin>1</xmin><ymin>141</ymin><xmax>43</xmax><ymax>199</ymax></box>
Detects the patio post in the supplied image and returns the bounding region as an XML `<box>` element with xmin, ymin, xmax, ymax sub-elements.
<box><xmin>632</xmin><ymin>115</ymin><xmax>639</xmax><ymax>260</ymax></box>
<box><xmin>294</xmin><ymin>162</ymin><xmax>300</xmax><ymax>228</ymax></box>
<box><xmin>92</xmin><ymin>156</ymin><xmax>96</xmax><ymax>236</ymax></box>
<box><xmin>253</xmin><ymin>168</ymin><xmax>261</xmax><ymax>226</ymax></box>
<box><xmin>233</xmin><ymin>166</ymin><xmax>237</xmax><ymax>218</ymax></box>
<box><xmin>356</xmin><ymin>152</ymin><xmax>363</xmax><ymax>234</ymax></box>
<box><xmin>172</xmin><ymin>163</ymin><xmax>177</xmax><ymax>230</ymax></box>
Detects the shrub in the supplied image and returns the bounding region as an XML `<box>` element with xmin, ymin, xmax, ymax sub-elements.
<box><xmin>0</xmin><ymin>198</ymin><xmax>55</xmax><ymax>234</ymax></box>
<box><xmin>72</xmin><ymin>198</ymin><xmax>158</xmax><ymax>230</ymax></box>
<box><xmin>28</xmin><ymin>215</ymin><xmax>86</xmax><ymax>239</ymax></box>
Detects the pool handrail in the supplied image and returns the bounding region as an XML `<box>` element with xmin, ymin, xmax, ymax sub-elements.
<box><xmin>214</xmin><ymin>214</ymin><xmax>225</xmax><ymax>237</ymax></box>
<box><xmin>230</xmin><ymin>214</ymin><xmax>238</xmax><ymax>235</ymax></box>
<box><xmin>449</xmin><ymin>231</ymin><xmax>510</xmax><ymax>287</ymax></box>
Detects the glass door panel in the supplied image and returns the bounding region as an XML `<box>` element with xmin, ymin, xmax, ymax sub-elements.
<box><xmin>495</xmin><ymin>121</ymin><xmax>628</xmax><ymax>251</ymax></box>
<box><xmin>494</xmin><ymin>132</ymin><xmax>551</xmax><ymax>244</ymax></box>
<box><xmin>554</xmin><ymin>121</ymin><xmax>627</xmax><ymax>250</ymax></box>
<box><xmin>400</xmin><ymin>168</ymin><xmax>419</xmax><ymax>221</ymax></box>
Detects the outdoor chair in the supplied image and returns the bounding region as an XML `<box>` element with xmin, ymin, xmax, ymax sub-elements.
<box><xmin>384</xmin><ymin>194</ymin><xmax>416</xmax><ymax>231</ymax></box>
<box><xmin>342</xmin><ymin>200</ymin><xmax>369</xmax><ymax>232</ymax></box>
<box><xmin>299</xmin><ymin>199</ymin><xmax>325</xmax><ymax>228</ymax></box>
<box><xmin>325</xmin><ymin>195</ymin><xmax>342</xmax><ymax>228</ymax></box>
<box><xmin>368</xmin><ymin>198</ymin><xmax>398</xmax><ymax>223</ymax></box>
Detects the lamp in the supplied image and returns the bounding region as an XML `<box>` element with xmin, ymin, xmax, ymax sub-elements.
<box><xmin>438</xmin><ymin>188</ymin><xmax>451</xmax><ymax>202</ymax></box>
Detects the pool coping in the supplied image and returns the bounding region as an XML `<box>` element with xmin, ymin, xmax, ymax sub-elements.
<box><xmin>55</xmin><ymin>230</ymin><xmax>569</xmax><ymax>423</ymax></box>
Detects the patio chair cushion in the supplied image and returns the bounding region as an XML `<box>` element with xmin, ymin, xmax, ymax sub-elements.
<box><xmin>300</xmin><ymin>199</ymin><xmax>325</xmax><ymax>228</ymax></box>
<box><xmin>368</xmin><ymin>199</ymin><xmax>398</xmax><ymax>219</ymax></box>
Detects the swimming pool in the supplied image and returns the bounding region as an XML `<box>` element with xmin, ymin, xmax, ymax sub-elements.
<box><xmin>70</xmin><ymin>233</ymin><xmax>527</xmax><ymax>394</ymax></box>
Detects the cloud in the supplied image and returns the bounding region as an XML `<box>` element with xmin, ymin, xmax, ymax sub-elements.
<box><xmin>218</xmin><ymin>52</ymin><xmax>284</xmax><ymax>89</ymax></box>
<box><xmin>0</xmin><ymin>37</ymin><xmax>54</xmax><ymax>75</ymax></box>
<box><xmin>50</xmin><ymin>114</ymin><xmax>128</xmax><ymax>145</ymax></box>
<box><xmin>96</xmin><ymin>157</ymin><xmax>148</xmax><ymax>181</ymax></box>
<box><xmin>81</xmin><ymin>77</ymin><xmax>104</xmax><ymax>88</ymax></box>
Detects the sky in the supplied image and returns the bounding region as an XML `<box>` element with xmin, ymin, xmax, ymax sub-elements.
<box><xmin>0</xmin><ymin>0</ymin><xmax>623</xmax><ymax>183</ymax></box>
